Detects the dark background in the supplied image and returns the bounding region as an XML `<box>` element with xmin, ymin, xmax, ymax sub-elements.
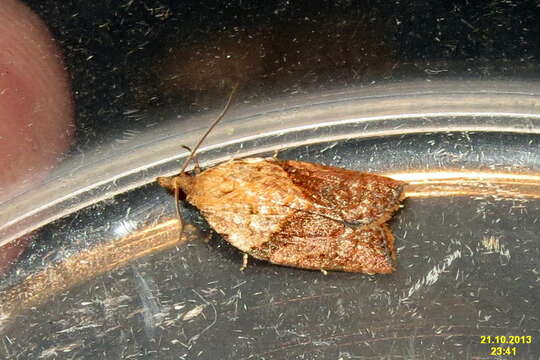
<box><xmin>23</xmin><ymin>0</ymin><xmax>540</xmax><ymax>149</ymax></box>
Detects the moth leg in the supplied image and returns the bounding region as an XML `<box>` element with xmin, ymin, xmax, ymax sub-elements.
<box><xmin>173</xmin><ymin>185</ymin><xmax>184</xmax><ymax>237</ymax></box>
<box><xmin>181</xmin><ymin>145</ymin><xmax>202</xmax><ymax>174</ymax></box>
<box><xmin>272</xmin><ymin>149</ymin><xmax>280</xmax><ymax>159</ymax></box>
<box><xmin>320</xmin><ymin>269</ymin><xmax>328</xmax><ymax>275</ymax></box>
<box><xmin>240</xmin><ymin>253</ymin><xmax>249</xmax><ymax>271</ymax></box>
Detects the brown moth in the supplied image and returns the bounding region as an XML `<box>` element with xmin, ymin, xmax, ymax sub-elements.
<box><xmin>157</xmin><ymin>86</ymin><xmax>405</xmax><ymax>274</ymax></box>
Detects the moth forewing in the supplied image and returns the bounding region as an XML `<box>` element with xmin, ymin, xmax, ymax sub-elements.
<box><xmin>159</xmin><ymin>157</ymin><xmax>405</xmax><ymax>274</ymax></box>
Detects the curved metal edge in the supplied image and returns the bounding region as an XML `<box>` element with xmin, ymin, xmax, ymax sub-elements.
<box><xmin>1</xmin><ymin>80</ymin><xmax>539</xmax><ymax>246</ymax></box>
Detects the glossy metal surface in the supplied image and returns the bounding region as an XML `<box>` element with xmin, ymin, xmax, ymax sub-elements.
<box><xmin>1</xmin><ymin>87</ymin><xmax>539</xmax><ymax>358</ymax></box>
<box><xmin>1</xmin><ymin>1</ymin><xmax>539</xmax><ymax>359</ymax></box>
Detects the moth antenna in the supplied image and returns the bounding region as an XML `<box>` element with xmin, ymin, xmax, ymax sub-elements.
<box><xmin>173</xmin><ymin>83</ymin><xmax>239</xmax><ymax>236</ymax></box>
<box><xmin>181</xmin><ymin>145</ymin><xmax>201</xmax><ymax>173</ymax></box>
<box><xmin>178</xmin><ymin>82</ymin><xmax>239</xmax><ymax>175</ymax></box>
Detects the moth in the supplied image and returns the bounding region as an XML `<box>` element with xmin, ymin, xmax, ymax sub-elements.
<box><xmin>158</xmin><ymin>86</ymin><xmax>405</xmax><ymax>274</ymax></box>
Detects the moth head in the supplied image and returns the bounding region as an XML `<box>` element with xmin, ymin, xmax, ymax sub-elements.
<box><xmin>157</xmin><ymin>173</ymin><xmax>194</xmax><ymax>199</ymax></box>
<box><xmin>156</xmin><ymin>83</ymin><xmax>238</xmax><ymax>237</ymax></box>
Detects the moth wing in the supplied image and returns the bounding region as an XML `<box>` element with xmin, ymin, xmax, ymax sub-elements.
<box><xmin>197</xmin><ymin>206</ymin><xmax>290</xmax><ymax>254</ymax></box>
<box><xmin>253</xmin><ymin>211</ymin><xmax>396</xmax><ymax>274</ymax></box>
<box><xmin>185</xmin><ymin>158</ymin><xmax>400</xmax><ymax>274</ymax></box>
<box><xmin>275</xmin><ymin>159</ymin><xmax>404</xmax><ymax>225</ymax></box>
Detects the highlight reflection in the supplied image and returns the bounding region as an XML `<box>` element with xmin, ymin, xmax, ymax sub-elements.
<box><xmin>388</xmin><ymin>170</ymin><xmax>540</xmax><ymax>199</ymax></box>
<box><xmin>0</xmin><ymin>219</ymin><xmax>186</xmax><ymax>331</ymax></box>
